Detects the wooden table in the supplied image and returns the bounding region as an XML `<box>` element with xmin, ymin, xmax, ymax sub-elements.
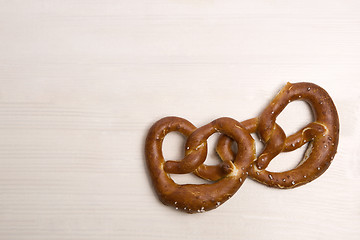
<box><xmin>0</xmin><ymin>1</ymin><xmax>359</xmax><ymax>239</ymax></box>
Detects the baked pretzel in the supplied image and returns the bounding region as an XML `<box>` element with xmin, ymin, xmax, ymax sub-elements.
<box><xmin>145</xmin><ymin>117</ymin><xmax>255</xmax><ymax>213</ymax></box>
<box><xmin>145</xmin><ymin>82</ymin><xmax>339</xmax><ymax>213</ymax></box>
<box><xmin>197</xmin><ymin>82</ymin><xmax>339</xmax><ymax>188</ymax></box>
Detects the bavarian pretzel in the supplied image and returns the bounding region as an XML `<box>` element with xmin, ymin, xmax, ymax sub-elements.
<box><xmin>145</xmin><ymin>82</ymin><xmax>339</xmax><ymax>213</ymax></box>
<box><xmin>202</xmin><ymin>82</ymin><xmax>339</xmax><ymax>188</ymax></box>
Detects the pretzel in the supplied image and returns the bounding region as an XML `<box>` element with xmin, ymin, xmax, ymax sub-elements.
<box><xmin>145</xmin><ymin>117</ymin><xmax>255</xmax><ymax>213</ymax></box>
<box><xmin>198</xmin><ymin>82</ymin><xmax>339</xmax><ymax>188</ymax></box>
<box><xmin>145</xmin><ymin>82</ymin><xmax>339</xmax><ymax>213</ymax></box>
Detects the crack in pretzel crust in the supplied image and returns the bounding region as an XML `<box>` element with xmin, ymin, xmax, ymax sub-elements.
<box><xmin>145</xmin><ymin>82</ymin><xmax>339</xmax><ymax>213</ymax></box>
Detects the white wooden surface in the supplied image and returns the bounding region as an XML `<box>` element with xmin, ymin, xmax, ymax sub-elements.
<box><xmin>0</xmin><ymin>1</ymin><xmax>359</xmax><ymax>239</ymax></box>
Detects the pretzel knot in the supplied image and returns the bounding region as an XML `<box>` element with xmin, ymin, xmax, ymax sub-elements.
<box><xmin>145</xmin><ymin>82</ymin><xmax>339</xmax><ymax>214</ymax></box>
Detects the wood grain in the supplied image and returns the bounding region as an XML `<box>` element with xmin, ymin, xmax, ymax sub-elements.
<box><xmin>0</xmin><ymin>0</ymin><xmax>359</xmax><ymax>239</ymax></box>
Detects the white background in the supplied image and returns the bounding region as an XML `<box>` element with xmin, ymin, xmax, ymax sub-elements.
<box><xmin>0</xmin><ymin>1</ymin><xmax>359</xmax><ymax>239</ymax></box>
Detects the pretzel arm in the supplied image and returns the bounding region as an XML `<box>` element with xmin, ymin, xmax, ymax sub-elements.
<box><xmin>283</xmin><ymin>122</ymin><xmax>327</xmax><ymax>152</ymax></box>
